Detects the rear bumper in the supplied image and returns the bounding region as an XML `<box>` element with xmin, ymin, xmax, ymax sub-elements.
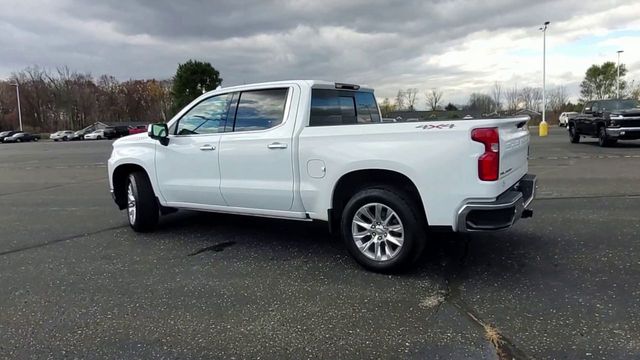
<box><xmin>456</xmin><ymin>174</ymin><xmax>536</xmax><ymax>232</ymax></box>
<box><xmin>606</xmin><ymin>127</ymin><xmax>640</xmax><ymax>140</ymax></box>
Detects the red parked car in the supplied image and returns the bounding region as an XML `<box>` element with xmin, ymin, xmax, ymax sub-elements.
<box><xmin>128</xmin><ymin>125</ymin><xmax>147</xmax><ymax>135</ymax></box>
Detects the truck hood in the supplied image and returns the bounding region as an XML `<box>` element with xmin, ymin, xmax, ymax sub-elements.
<box><xmin>113</xmin><ymin>133</ymin><xmax>148</xmax><ymax>146</ymax></box>
<box><xmin>611</xmin><ymin>108</ymin><xmax>640</xmax><ymax>117</ymax></box>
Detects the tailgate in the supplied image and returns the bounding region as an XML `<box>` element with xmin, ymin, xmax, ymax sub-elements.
<box><xmin>498</xmin><ymin>118</ymin><xmax>530</xmax><ymax>182</ymax></box>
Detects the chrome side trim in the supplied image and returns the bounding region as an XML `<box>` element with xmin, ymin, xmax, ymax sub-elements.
<box><xmin>164</xmin><ymin>201</ymin><xmax>311</xmax><ymax>221</ymax></box>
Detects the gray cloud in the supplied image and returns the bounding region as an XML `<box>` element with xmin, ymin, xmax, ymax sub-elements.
<box><xmin>0</xmin><ymin>0</ymin><xmax>638</xmax><ymax>104</ymax></box>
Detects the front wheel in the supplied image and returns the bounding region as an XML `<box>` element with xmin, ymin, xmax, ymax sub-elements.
<box><xmin>340</xmin><ymin>186</ymin><xmax>426</xmax><ymax>272</ymax></box>
<box><xmin>569</xmin><ymin>125</ymin><xmax>580</xmax><ymax>143</ymax></box>
<box><xmin>598</xmin><ymin>127</ymin><xmax>616</xmax><ymax>147</ymax></box>
<box><xmin>127</xmin><ymin>171</ymin><xmax>159</xmax><ymax>232</ymax></box>
<box><xmin>97</xmin><ymin>136</ymin><xmax>102</xmax><ymax>140</ymax></box>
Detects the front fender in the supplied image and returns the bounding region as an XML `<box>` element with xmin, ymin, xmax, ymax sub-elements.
<box><xmin>108</xmin><ymin>140</ymin><xmax>165</xmax><ymax>204</ymax></box>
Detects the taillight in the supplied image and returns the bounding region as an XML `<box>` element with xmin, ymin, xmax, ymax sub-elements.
<box><xmin>471</xmin><ymin>127</ymin><xmax>500</xmax><ymax>181</ymax></box>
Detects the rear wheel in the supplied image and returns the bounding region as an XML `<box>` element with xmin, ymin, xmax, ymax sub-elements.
<box><xmin>97</xmin><ymin>136</ymin><xmax>103</xmax><ymax>140</ymax></box>
<box><xmin>569</xmin><ymin>125</ymin><xmax>580</xmax><ymax>143</ymax></box>
<box><xmin>63</xmin><ymin>136</ymin><xmax>68</xmax><ymax>141</ymax></box>
<box><xmin>127</xmin><ymin>171</ymin><xmax>159</xmax><ymax>232</ymax></box>
<box><xmin>340</xmin><ymin>186</ymin><xmax>426</xmax><ymax>272</ymax></box>
<box><xmin>15</xmin><ymin>139</ymin><xmax>21</xmax><ymax>143</ymax></box>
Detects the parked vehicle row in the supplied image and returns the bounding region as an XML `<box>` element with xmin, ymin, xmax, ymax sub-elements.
<box><xmin>50</xmin><ymin>130</ymin><xmax>75</xmax><ymax>141</ymax></box>
<box><xmin>0</xmin><ymin>131</ymin><xmax>40</xmax><ymax>143</ymax></box>
<box><xmin>48</xmin><ymin>125</ymin><xmax>148</xmax><ymax>141</ymax></box>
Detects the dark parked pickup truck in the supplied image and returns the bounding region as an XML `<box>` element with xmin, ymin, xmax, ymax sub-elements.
<box><xmin>568</xmin><ymin>99</ymin><xmax>640</xmax><ymax>147</ymax></box>
<box><xmin>103</xmin><ymin>126</ymin><xmax>131</xmax><ymax>140</ymax></box>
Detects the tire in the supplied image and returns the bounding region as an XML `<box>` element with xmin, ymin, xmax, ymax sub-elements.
<box><xmin>16</xmin><ymin>139</ymin><xmax>21</xmax><ymax>143</ymax></box>
<box><xmin>598</xmin><ymin>127</ymin><xmax>615</xmax><ymax>147</ymax></box>
<box><xmin>340</xmin><ymin>186</ymin><xmax>426</xmax><ymax>272</ymax></box>
<box><xmin>569</xmin><ymin>125</ymin><xmax>580</xmax><ymax>143</ymax></box>
<box><xmin>97</xmin><ymin>136</ymin><xmax>102</xmax><ymax>140</ymax></box>
<box><xmin>126</xmin><ymin>171</ymin><xmax>159</xmax><ymax>232</ymax></box>
<box><xmin>33</xmin><ymin>138</ymin><xmax>38</xmax><ymax>142</ymax></box>
<box><xmin>63</xmin><ymin>136</ymin><xmax>68</xmax><ymax>141</ymax></box>
<box><xmin>54</xmin><ymin>139</ymin><xmax>59</xmax><ymax>142</ymax></box>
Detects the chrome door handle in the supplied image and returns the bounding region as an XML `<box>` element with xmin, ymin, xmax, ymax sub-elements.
<box><xmin>199</xmin><ymin>145</ymin><xmax>216</xmax><ymax>151</ymax></box>
<box><xmin>267</xmin><ymin>142</ymin><xmax>288</xmax><ymax>149</ymax></box>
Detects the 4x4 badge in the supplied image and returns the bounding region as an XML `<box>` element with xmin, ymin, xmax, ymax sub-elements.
<box><xmin>416</xmin><ymin>123</ymin><xmax>455</xmax><ymax>130</ymax></box>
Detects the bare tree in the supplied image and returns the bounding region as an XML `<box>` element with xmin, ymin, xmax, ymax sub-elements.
<box><xmin>379</xmin><ymin>97</ymin><xmax>396</xmax><ymax>117</ymax></box>
<box><xmin>394</xmin><ymin>89</ymin><xmax>406</xmax><ymax>111</ymax></box>
<box><xmin>0</xmin><ymin>65</ymin><xmax>176</xmax><ymax>132</ymax></box>
<box><xmin>505</xmin><ymin>84</ymin><xmax>520</xmax><ymax>113</ymax></box>
<box><xmin>467</xmin><ymin>93</ymin><xmax>495</xmax><ymax>114</ymax></box>
<box><xmin>425</xmin><ymin>88</ymin><xmax>443</xmax><ymax>111</ymax></box>
<box><xmin>405</xmin><ymin>88</ymin><xmax>419</xmax><ymax>111</ymax></box>
<box><xmin>629</xmin><ymin>80</ymin><xmax>640</xmax><ymax>101</ymax></box>
<box><xmin>547</xmin><ymin>86</ymin><xmax>568</xmax><ymax>113</ymax></box>
<box><xmin>519</xmin><ymin>86</ymin><xmax>543</xmax><ymax>111</ymax></box>
<box><xmin>491</xmin><ymin>82</ymin><xmax>502</xmax><ymax>112</ymax></box>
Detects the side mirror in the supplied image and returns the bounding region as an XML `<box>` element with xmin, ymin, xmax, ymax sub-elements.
<box><xmin>148</xmin><ymin>123</ymin><xmax>169</xmax><ymax>146</ymax></box>
<box><xmin>583</xmin><ymin>107</ymin><xmax>592</xmax><ymax>114</ymax></box>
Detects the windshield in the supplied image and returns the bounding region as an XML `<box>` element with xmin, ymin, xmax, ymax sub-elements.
<box><xmin>600</xmin><ymin>99</ymin><xmax>640</xmax><ymax>111</ymax></box>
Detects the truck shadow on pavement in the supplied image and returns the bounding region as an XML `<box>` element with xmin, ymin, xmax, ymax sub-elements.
<box><xmin>152</xmin><ymin>209</ymin><xmax>545</xmax><ymax>282</ymax></box>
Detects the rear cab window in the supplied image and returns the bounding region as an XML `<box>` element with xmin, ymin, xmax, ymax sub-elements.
<box><xmin>310</xmin><ymin>89</ymin><xmax>381</xmax><ymax>126</ymax></box>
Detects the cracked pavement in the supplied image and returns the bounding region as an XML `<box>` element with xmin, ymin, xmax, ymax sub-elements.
<box><xmin>1</xmin><ymin>128</ymin><xmax>639</xmax><ymax>359</ymax></box>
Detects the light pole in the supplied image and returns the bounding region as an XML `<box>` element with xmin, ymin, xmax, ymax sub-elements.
<box><xmin>539</xmin><ymin>21</ymin><xmax>550</xmax><ymax>137</ymax></box>
<box><xmin>617</xmin><ymin>50</ymin><xmax>624</xmax><ymax>98</ymax></box>
<box><xmin>10</xmin><ymin>82</ymin><xmax>23</xmax><ymax>131</ymax></box>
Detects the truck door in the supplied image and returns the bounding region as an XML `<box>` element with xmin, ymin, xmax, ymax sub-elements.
<box><xmin>577</xmin><ymin>102</ymin><xmax>593</xmax><ymax>134</ymax></box>
<box><xmin>218</xmin><ymin>86</ymin><xmax>299</xmax><ymax>211</ymax></box>
<box><xmin>155</xmin><ymin>93</ymin><xmax>232</xmax><ymax>206</ymax></box>
<box><xmin>585</xmin><ymin>101</ymin><xmax>600</xmax><ymax>135</ymax></box>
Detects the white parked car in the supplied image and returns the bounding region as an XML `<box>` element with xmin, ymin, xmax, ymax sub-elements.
<box><xmin>558</xmin><ymin>112</ymin><xmax>578</xmax><ymax>127</ymax></box>
<box><xmin>50</xmin><ymin>130</ymin><xmax>75</xmax><ymax>141</ymax></box>
<box><xmin>108</xmin><ymin>80</ymin><xmax>536</xmax><ymax>271</ymax></box>
<box><xmin>84</xmin><ymin>129</ymin><xmax>105</xmax><ymax>140</ymax></box>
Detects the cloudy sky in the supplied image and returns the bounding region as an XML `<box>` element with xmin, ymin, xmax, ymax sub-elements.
<box><xmin>1</xmin><ymin>0</ymin><xmax>639</xmax><ymax>107</ymax></box>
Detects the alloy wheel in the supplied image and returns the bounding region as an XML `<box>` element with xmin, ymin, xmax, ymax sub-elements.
<box><xmin>351</xmin><ymin>203</ymin><xmax>404</xmax><ymax>261</ymax></box>
<box><xmin>127</xmin><ymin>183</ymin><xmax>136</xmax><ymax>224</ymax></box>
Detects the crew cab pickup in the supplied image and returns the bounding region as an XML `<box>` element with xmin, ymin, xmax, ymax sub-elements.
<box><xmin>568</xmin><ymin>99</ymin><xmax>640</xmax><ymax>147</ymax></box>
<box><xmin>108</xmin><ymin>80</ymin><xmax>536</xmax><ymax>271</ymax></box>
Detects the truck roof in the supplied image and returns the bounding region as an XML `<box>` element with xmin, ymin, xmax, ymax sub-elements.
<box><xmin>204</xmin><ymin>80</ymin><xmax>374</xmax><ymax>95</ymax></box>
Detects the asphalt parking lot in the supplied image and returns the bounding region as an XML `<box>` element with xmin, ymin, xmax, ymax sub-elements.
<box><xmin>1</xmin><ymin>128</ymin><xmax>639</xmax><ymax>359</ymax></box>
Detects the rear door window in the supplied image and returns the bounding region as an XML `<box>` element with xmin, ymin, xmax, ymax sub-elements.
<box><xmin>355</xmin><ymin>92</ymin><xmax>381</xmax><ymax>123</ymax></box>
<box><xmin>310</xmin><ymin>89</ymin><xmax>380</xmax><ymax>126</ymax></box>
<box><xmin>231</xmin><ymin>88</ymin><xmax>289</xmax><ymax>132</ymax></box>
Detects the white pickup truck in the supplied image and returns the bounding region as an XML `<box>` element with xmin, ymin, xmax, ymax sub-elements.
<box><xmin>108</xmin><ymin>80</ymin><xmax>536</xmax><ymax>271</ymax></box>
